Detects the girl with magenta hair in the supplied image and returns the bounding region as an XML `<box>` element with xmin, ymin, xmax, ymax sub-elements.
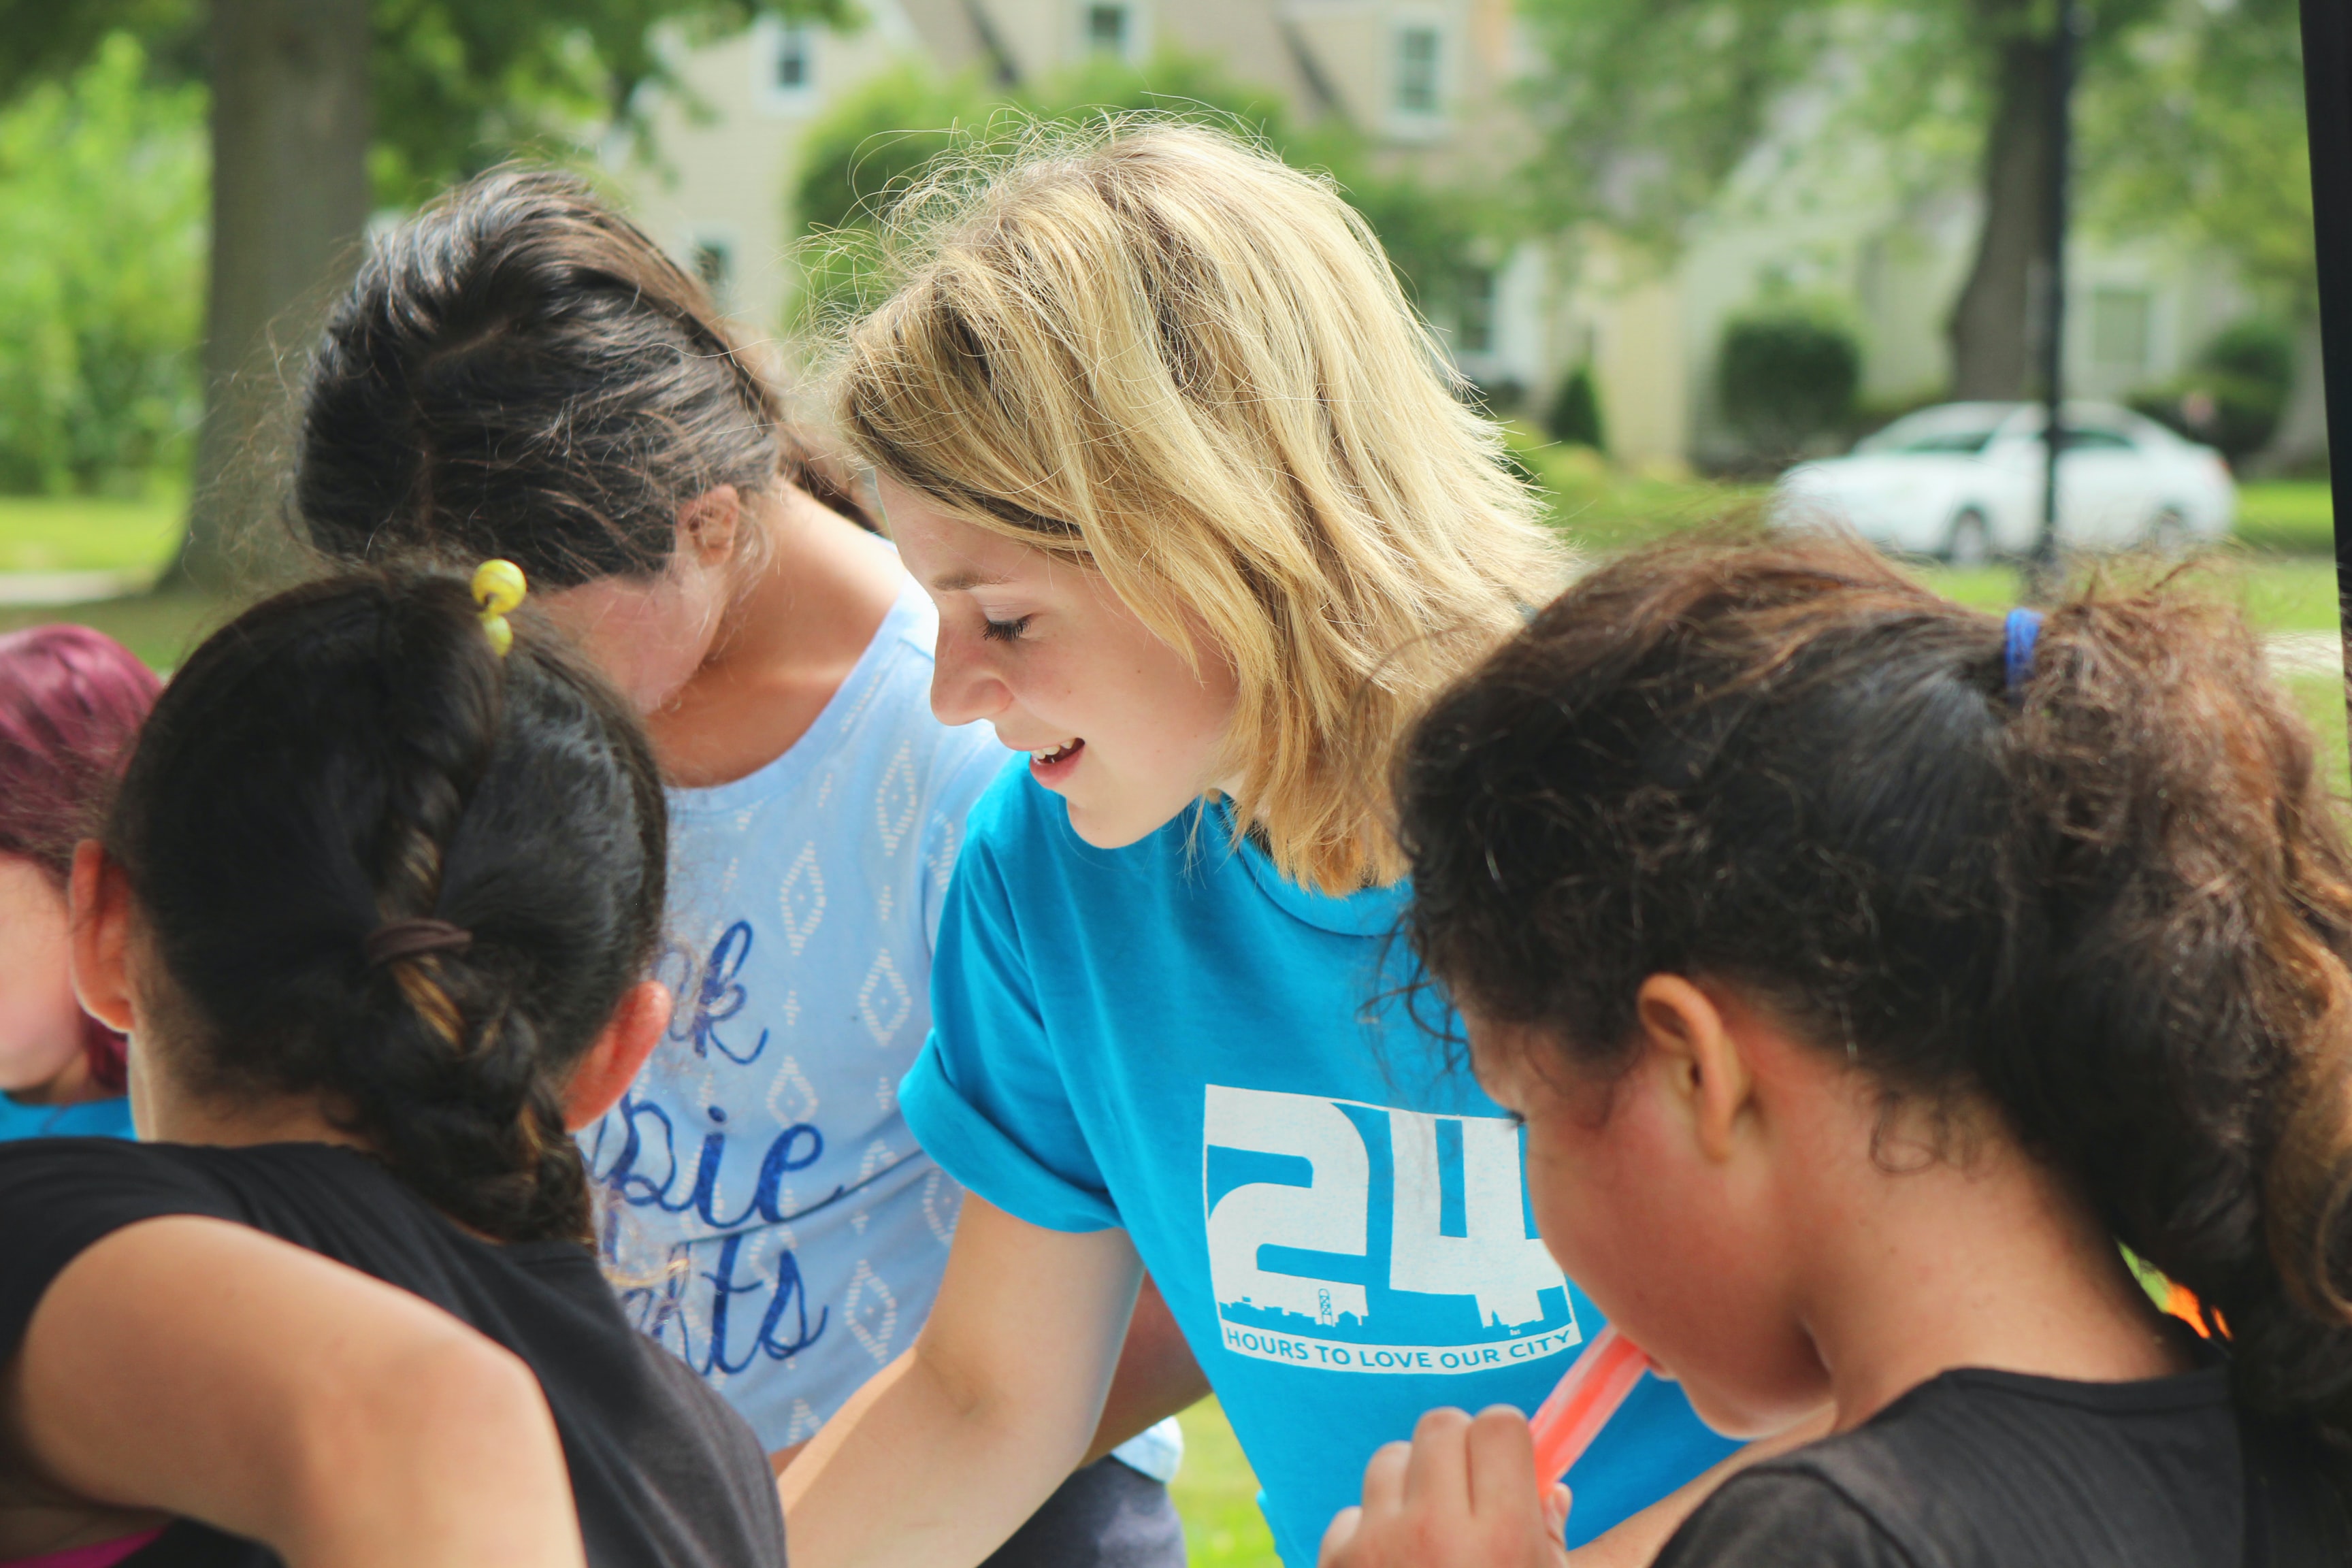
<box><xmin>0</xmin><ymin>624</ymin><xmax>159</xmax><ymax>1141</ymax></box>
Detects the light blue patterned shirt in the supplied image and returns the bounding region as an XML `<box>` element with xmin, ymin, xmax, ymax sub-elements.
<box><xmin>582</xmin><ymin>570</ymin><xmax>1010</xmax><ymax>1445</ymax></box>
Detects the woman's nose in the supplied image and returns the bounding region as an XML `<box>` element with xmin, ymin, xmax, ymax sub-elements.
<box><xmin>931</xmin><ymin>637</ymin><xmax>1012</xmax><ymax>728</ymax></box>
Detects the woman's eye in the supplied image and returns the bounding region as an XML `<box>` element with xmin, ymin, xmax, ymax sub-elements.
<box><xmin>981</xmin><ymin>615</ymin><xmax>1033</xmax><ymax>643</ymax></box>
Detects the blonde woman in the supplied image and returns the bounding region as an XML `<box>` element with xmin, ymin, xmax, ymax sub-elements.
<box><xmin>781</xmin><ymin>125</ymin><xmax>1748</xmax><ymax>1567</ymax></box>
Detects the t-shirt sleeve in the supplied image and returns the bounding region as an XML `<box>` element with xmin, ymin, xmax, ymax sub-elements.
<box><xmin>0</xmin><ymin>1141</ymin><xmax>241</xmax><ymax>1360</ymax></box>
<box><xmin>1650</xmin><ymin>1467</ymin><xmax>1921</xmax><ymax>1568</ymax></box>
<box><xmin>919</xmin><ymin>725</ymin><xmax>1015</xmax><ymax>953</ymax></box>
<box><xmin>900</xmin><ymin>789</ymin><xmax>1121</xmax><ymax>1235</ymax></box>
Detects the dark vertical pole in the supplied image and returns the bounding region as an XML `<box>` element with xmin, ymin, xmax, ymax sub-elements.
<box><xmin>2029</xmin><ymin>0</ymin><xmax>2082</xmax><ymax>596</ymax></box>
<box><xmin>2302</xmin><ymin>0</ymin><xmax>2352</xmax><ymax>717</ymax></box>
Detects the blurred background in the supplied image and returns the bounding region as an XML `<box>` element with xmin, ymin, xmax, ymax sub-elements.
<box><xmin>0</xmin><ymin>3</ymin><xmax>2325</xmax><ymax>1559</ymax></box>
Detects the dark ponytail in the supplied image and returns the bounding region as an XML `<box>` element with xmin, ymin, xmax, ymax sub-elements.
<box><xmin>296</xmin><ymin>164</ymin><xmax>868</xmax><ymax>589</ymax></box>
<box><xmin>1396</xmin><ymin>532</ymin><xmax>2352</xmax><ymax>1463</ymax></box>
<box><xmin>105</xmin><ymin>570</ymin><xmax>666</xmax><ymax>1244</ymax></box>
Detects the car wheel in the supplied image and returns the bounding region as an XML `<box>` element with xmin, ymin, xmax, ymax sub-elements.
<box><xmin>2144</xmin><ymin>508</ymin><xmax>2190</xmax><ymax>556</ymax></box>
<box><xmin>1945</xmin><ymin>508</ymin><xmax>1992</xmax><ymax>568</ymax></box>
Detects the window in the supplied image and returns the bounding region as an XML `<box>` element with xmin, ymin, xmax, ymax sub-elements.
<box><xmin>1085</xmin><ymin>3</ymin><xmax>1131</xmax><ymax>56</ymax></box>
<box><xmin>1396</xmin><ymin>24</ymin><xmax>1442</xmax><ymax>116</ymax></box>
<box><xmin>2063</xmin><ymin>427</ymin><xmax>2137</xmax><ymax>453</ymax></box>
<box><xmin>1457</xmin><ymin>266</ymin><xmax>1497</xmax><ymax>355</ymax></box>
<box><xmin>1896</xmin><ymin>429</ymin><xmax>1997</xmax><ymax>456</ymax></box>
<box><xmin>2088</xmin><ymin>287</ymin><xmax>2151</xmax><ymax>378</ymax></box>
<box><xmin>774</xmin><ymin>23</ymin><xmax>813</xmax><ymax>91</ymax></box>
<box><xmin>755</xmin><ymin>18</ymin><xmax>819</xmax><ymax>113</ymax></box>
<box><xmin>691</xmin><ymin>240</ymin><xmax>733</xmax><ymax>304</ymax></box>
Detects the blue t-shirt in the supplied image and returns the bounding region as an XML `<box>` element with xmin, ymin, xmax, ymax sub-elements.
<box><xmin>0</xmin><ymin>1091</ymin><xmax>135</xmax><ymax>1141</ymax></box>
<box><xmin>904</xmin><ymin>769</ymin><xmax>1740</xmax><ymax>1566</ymax></box>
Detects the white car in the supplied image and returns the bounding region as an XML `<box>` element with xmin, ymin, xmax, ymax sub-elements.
<box><xmin>1771</xmin><ymin>401</ymin><xmax>2236</xmax><ymax>564</ymax></box>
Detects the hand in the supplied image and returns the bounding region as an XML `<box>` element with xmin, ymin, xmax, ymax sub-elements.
<box><xmin>1318</xmin><ymin>1406</ymin><xmax>1573</xmax><ymax>1568</ymax></box>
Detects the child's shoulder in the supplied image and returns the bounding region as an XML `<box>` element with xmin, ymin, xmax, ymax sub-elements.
<box><xmin>1651</xmin><ymin>1460</ymin><xmax>1908</xmax><ymax>1568</ymax></box>
<box><xmin>1663</xmin><ymin>1367</ymin><xmax>2244</xmax><ymax>1568</ymax></box>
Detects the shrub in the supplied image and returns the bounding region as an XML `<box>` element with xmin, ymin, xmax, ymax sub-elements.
<box><xmin>786</xmin><ymin>54</ymin><xmax>1496</xmax><ymax>332</ymax></box>
<box><xmin>1546</xmin><ymin>363</ymin><xmax>1604</xmax><ymax>451</ymax></box>
<box><xmin>2127</xmin><ymin>317</ymin><xmax>2297</xmax><ymax>465</ymax></box>
<box><xmin>0</xmin><ymin>33</ymin><xmax>204</xmax><ymax>497</ymax></box>
<box><xmin>1717</xmin><ymin>309</ymin><xmax>1860</xmax><ymax>456</ymax></box>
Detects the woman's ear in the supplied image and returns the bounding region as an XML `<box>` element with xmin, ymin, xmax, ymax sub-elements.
<box><xmin>679</xmin><ymin>485</ymin><xmax>742</xmax><ymax>567</ymax></box>
<box><xmin>1633</xmin><ymin>974</ymin><xmax>1757</xmax><ymax>1164</ymax></box>
<box><xmin>68</xmin><ymin>839</ymin><xmax>137</xmax><ymax>1034</ymax></box>
<box><xmin>562</xmin><ymin>980</ymin><xmax>670</xmax><ymax>1130</ymax></box>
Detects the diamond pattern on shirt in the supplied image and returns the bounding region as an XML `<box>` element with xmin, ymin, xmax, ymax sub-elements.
<box><xmin>777</xmin><ymin>841</ymin><xmax>826</xmax><ymax>953</ymax></box>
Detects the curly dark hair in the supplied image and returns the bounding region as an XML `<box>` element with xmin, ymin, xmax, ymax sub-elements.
<box><xmin>1396</xmin><ymin>532</ymin><xmax>2352</xmax><ymax>1463</ymax></box>
<box><xmin>105</xmin><ymin>569</ymin><xmax>666</xmax><ymax>1244</ymax></box>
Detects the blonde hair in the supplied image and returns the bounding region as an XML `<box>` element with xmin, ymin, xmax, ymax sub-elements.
<box><xmin>831</xmin><ymin>120</ymin><xmax>1567</xmax><ymax>892</ymax></box>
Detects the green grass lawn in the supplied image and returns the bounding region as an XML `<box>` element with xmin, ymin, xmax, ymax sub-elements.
<box><xmin>0</xmin><ymin>586</ymin><xmax>231</xmax><ymax>670</ymax></box>
<box><xmin>1172</xmin><ymin>1400</ymin><xmax>1283</xmax><ymax>1567</ymax></box>
<box><xmin>0</xmin><ymin>491</ymin><xmax>187</xmax><ymax>576</ymax></box>
<box><xmin>2236</xmin><ymin>480</ymin><xmax>2336</xmax><ymax>555</ymax></box>
<box><xmin>2</xmin><ymin>472</ymin><xmax>2345</xmax><ymax>1561</ymax></box>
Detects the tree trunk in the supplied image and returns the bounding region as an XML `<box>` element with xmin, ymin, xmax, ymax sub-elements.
<box><xmin>1946</xmin><ymin>23</ymin><xmax>2056</xmax><ymax>402</ymax></box>
<box><xmin>170</xmin><ymin>0</ymin><xmax>371</xmax><ymax>594</ymax></box>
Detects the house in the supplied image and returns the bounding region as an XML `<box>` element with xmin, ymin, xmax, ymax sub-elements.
<box><xmin>606</xmin><ymin>1</ymin><xmax>1556</xmax><ymax>394</ymax></box>
<box><xmin>606</xmin><ymin>3</ymin><xmax>2264</xmax><ymax>468</ymax></box>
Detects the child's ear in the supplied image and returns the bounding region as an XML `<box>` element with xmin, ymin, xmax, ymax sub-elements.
<box><xmin>1633</xmin><ymin>974</ymin><xmax>1756</xmax><ymax>1164</ymax></box>
<box><xmin>68</xmin><ymin>840</ymin><xmax>137</xmax><ymax>1034</ymax></box>
<box><xmin>562</xmin><ymin>980</ymin><xmax>671</xmax><ymax>1130</ymax></box>
<box><xmin>679</xmin><ymin>485</ymin><xmax>743</xmax><ymax>567</ymax></box>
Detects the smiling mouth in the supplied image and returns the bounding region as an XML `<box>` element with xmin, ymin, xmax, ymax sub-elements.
<box><xmin>1031</xmin><ymin>740</ymin><xmax>1083</xmax><ymax>766</ymax></box>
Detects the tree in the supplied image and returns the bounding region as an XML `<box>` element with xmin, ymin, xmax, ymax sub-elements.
<box><xmin>1515</xmin><ymin>0</ymin><xmax>2208</xmax><ymax>402</ymax></box>
<box><xmin>787</xmin><ymin>52</ymin><xmax>1495</xmax><ymax>335</ymax></box>
<box><xmin>0</xmin><ymin>33</ymin><xmax>205</xmax><ymax>495</ymax></box>
<box><xmin>2080</xmin><ymin>0</ymin><xmax>2320</xmax><ymax>466</ymax></box>
<box><xmin>0</xmin><ymin>0</ymin><xmax>843</xmax><ymax>589</ymax></box>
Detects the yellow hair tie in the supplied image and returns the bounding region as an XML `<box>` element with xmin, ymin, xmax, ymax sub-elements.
<box><xmin>472</xmin><ymin>559</ymin><xmax>526</xmax><ymax>657</ymax></box>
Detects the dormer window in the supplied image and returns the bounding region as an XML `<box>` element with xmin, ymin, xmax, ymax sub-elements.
<box><xmin>1395</xmin><ymin>24</ymin><xmax>1441</xmax><ymax>116</ymax></box>
<box><xmin>1086</xmin><ymin>3</ymin><xmax>1133</xmax><ymax>58</ymax></box>
<box><xmin>775</xmin><ymin>23</ymin><xmax>813</xmax><ymax>91</ymax></box>
<box><xmin>754</xmin><ymin>18</ymin><xmax>820</xmax><ymax>114</ymax></box>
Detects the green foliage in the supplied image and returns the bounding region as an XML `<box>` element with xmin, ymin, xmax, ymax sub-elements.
<box><xmin>0</xmin><ymin>0</ymin><xmax>198</xmax><ymax>105</ymax></box>
<box><xmin>367</xmin><ymin>0</ymin><xmax>847</xmax><ymax>204</ymax></box>
<box><xmin>1512</xmin><ymin>0</ymin><xmax>1837</xmax><ymax>254</ymax></box>
<box><xmin>0</xmin><ymin>1</ymin><xmax>850</xmax><ymax>208</ymax></box>
<box><xmin>2080</xmin><ymin>0</ymin><xmax>2312</xmax><ymax>314</ymax></box>
<box><xmin>2204</xmin><ymin>318</ymin><xmax>2298</xmax><ymax>393</ymax></box>
<box><xmin>1545</xmin><ymin>363</ymin><xmax>1605</xmax><ymax>451</ymax></box>
<box><xmin>787</xmin><ymin>53</ymin><xmax>1493</xmax><ymax>329</ymax></box>
<box><xmin>0</xmin><ymin>32</ymin><xmax>204</xmax><ymax>495</ymax></box>
<box><xmin>0</xmin><ymin>1</ymin><xmax>860</xmax><ymax>498</ymax></box>
<box><xmin>1718</xmin><ymin>307</ymin><xmax>1860</xmax><ymax>453</ymax></box>
<box><xmin>1513</xmin><ymin>0</ymin><xmax>2268</xmax><ymax>291</ymax></box>
<box><xmin>2128</xmin><ymin>318</ymin><xmax>2298</xmax><ymax>465</ymax></box>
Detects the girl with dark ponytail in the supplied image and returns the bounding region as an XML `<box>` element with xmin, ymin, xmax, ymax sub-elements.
<box><xmin>0</xmin><ymin>571</ymin><xmax>785</xmax><ymax>1567</ymax></box>
<box><xmin>293</xmin><ymin>165</ymin><xmax>1198</xmax><ymax>1561</ymax></box>
<box><xmin>1324</xmin><ymin>534</ymin><xmax>2352</xmax><ymax>1567</ymax></box>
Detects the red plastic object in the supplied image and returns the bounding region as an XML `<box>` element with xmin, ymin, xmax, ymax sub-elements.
<box><xmin>1529</xmin><ymin>1325</ymin><xmax>1652</xmax><ymax>1486</ymax></box>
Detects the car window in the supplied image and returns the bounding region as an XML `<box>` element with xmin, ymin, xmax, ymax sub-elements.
<box><xmin>1895</xmin><ymin>429</ymin><xmax>1997</xmax><ymax>455</ymax></box>
<box><xmin>2064</xmin><ymin>428</ymin><xmax>2136</xmax><ymax>452</ymax></box>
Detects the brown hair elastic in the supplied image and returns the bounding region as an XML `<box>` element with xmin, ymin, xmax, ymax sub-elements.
<box><xmin>363</xmin><ymin>917</ymin><xmax>474</xmax><ymax>968</ymax></box>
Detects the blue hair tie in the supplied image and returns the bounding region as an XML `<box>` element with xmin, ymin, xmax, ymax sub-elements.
<box><xmin>2004</xmin><ymin>608</ymin><xmax>2044</xmax><ymax>703</ymax></box>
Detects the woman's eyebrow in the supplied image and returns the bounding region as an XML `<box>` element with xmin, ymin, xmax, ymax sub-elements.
<box><xmin>930</xmin><ymin>568</ymin><xmax>1015</xmax><ymax>593</ymax></box>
